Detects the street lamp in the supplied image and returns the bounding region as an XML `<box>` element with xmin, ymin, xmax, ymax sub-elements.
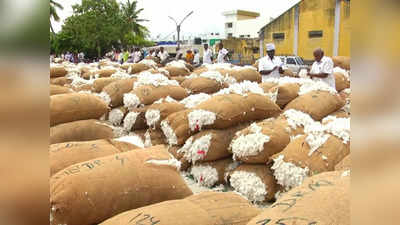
<box><xmin>169</xmin><ymin>11</ymin><xmax>194</xmax><ymax>49</ymax></box>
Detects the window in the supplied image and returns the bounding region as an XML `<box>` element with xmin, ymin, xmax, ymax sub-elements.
<box><xmin>228</xmin><ymin>33</ymin><xmax>233</xmax><ymax>38</ymax></box>
<box><xmin>309</xmin><ymin>30</ymin><xmax>323</xmax><ymax>38</ymax></box>
<box><xmin>273</xmin><ymin>33</ymin><xmax>285</xmax><ymax>40</ymax></box>
<box><xmin>240</xmin><ymin>35</ymin><xmax>245</xmax><ymax>38</ymax></box>
<box><xmin>287</xmin><ymin>58</ymin><xmax>296</xmax><ymax>65</ymax></box>
<box><xmin>216</xmin><ymin>33</ymin><xmax>220</xmax><ymax>35</ymax></box>
<box><xmin>226</xmin><ymin>23</ymin><xmax>233</xmax><ymax>28</ymax></box>
<box><xmin>247</xmin><ymin>35</ymin><xmax>250</xmax><ymax>37</ymax></box>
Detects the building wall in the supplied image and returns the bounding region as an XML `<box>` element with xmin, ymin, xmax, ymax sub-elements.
<box><xmin>339</xmin><ymin>0</ymin><xmax>351</xmax><ymax>56</ymax></box>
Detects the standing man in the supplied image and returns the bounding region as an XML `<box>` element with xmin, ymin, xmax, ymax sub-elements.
<box><xmin>175</xmin><ymin>47</ymin><xmax>183</xmax><ymax>60</ymax></box>
<box><xmin>133</xmin><ymin>48</ymin><xmax>142</xmax><ymax>63</ymax></box>
<box><xmin>158</xmin><ymin>47</ymin><xmax>169</xmax><ymax>65</ymax></box>
<box><xmin>193</xmin><ymin>49</ymin><xmax>201</xmax><ymax>67</ymax></box>
<box><xmin>203</xmin><ymin>44</ymin><xmax>213</xmax><ymax>64</ymax></box>
<box><xmin>308</xmin><ymin>48</ymin><xmax>335</xmax><ymax>89</ymax></box>
<box><xmin>216</xmin><ymin>42</ymin><xmax>229</xmax><ymax>63</ymax></box>
<box><xmin>258</xmin><ymin>43</ymin><xmax>284</xmax><ymax>82</ymax></box>
<box><xmin>185</xmin><ymin>49</ymin><xmax>194</xmax><ymax>64</ymax></box>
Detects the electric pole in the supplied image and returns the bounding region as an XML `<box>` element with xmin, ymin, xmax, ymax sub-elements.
<box><xmin>169</xmin><ymin>11</ymin><xmax>194</xmax><ymax>49</ymax></box>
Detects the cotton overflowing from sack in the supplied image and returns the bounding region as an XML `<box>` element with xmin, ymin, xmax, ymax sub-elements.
<box><xmin>50</xmin><ymin>145</ymin><xmax>192</xmax><ymax>225</ymax></box>
<box><xmin>100</xmin><ymin>78</ymin><xmax>137</xmax><ymax>107</ymax></box>
<box><xmin>100</xmin><ymin>192</ymin><xmax>261</xmax><ymax>225</ymax></box>
<box><xmin>190</xmin><ymin>158</ymin><xmax>238</xmax><ymax>187</ymax></box>
<box><xmin>246</xmin><ymin>170</ymin><xmax>350</xmax><ymax>225</ymax></box>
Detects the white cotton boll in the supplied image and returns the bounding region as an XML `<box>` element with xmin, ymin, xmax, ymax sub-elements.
<box><xmin>166</xmin><ymin>61</ymin><xmax>189</xmax><ymax>71</ymax></box>
<box><xmin>99</xmin><ymin>113</ymin><xmax>107</xmax><ymax>121</ymax></box>
<box><xmin>160</xmin><ymin>120</ymin><xmax>178</xmax><ymax>145</ymax></box>
<box><xmin>230</xmin><ymin>123</ymin><xmax>270</xmax><ymax>159</ymax></box>
<box><xmin>198</xmin><ymin>70</ymin><xmax>225</xmax><ymax>84</ymax></box>
<box><xmin>266</xmin><ymin>87</ymin><xmax>278</xmax><ymax>103</ymax></box>
<box><xmin>342</xmin><ymin>88</ymin><xmax>351</xmax><ymax>94</ymax></box>
<box><xmin>78</xmin><ymin>90</ymin><xmax>92</xmax><ymax>94</ymax></box>
<box><xmin>230</xmin><ymin>171</ymin><xmax>267</xmax><ymax>203</ymax></box>
<box><xmin>323</xmin><ymin>117</ymin><xmax>350</xmax><ymax>144</ymax></box>
<box><xmin>188</xmin><ymin>110</ymin><xmax>216</xmax><ymax>131</ymax></box>
<box><xmin>146</xmin><ymin>157</ymin><xmax>181</xmax><ymax>171</ymax></box>
<box><xmin>185</xmin><ymin>134</ymin><xmax>212</xmax><ymax>164</ymax></box>
<box><xmin>180</xmin><ymin>93</ymin><xmax>211</xmax><ymax>108</ymax></box>
<box><xmin>305</xmin><ymin>132</ymin><xmax>330</xmax><ymax>156</ymax></box>
<box><xmin>177</xmin><ymin>136</ymin><xmax>193</xmax><ymax>155</ymax></box>
<box><xmin>213</xmin><ymin>81</ymin><xmax>264</xmax><ymax>96</ymax></box>
<box><xmin>231</xmin><ymin>65</ymin><xmax>257</xmax><ymax>71</ymax></box>
<box><xmin>108</xmin><ymin>108</ymin><xmax>125</xmax><ymax>126</ymax></box>
<box><xmin>144</xmin><ymin>130</ymin><xmax>152</xmax><ymax>147</ymax></box>
<box><xmin>333</xmin><ymin>67</ymin><xmax>350</xmax><ymax>80</ymax></box>
<box><xmin>342</xmin><ymin>170</ymin><xmax>350</xmax><ymax>177</ymax></box>
<box><xmin>111</xmin><ymin>126</ymin><xmax>127</xmax><ymax>138</ymax></box>
<box><xmin>224</xmin><ymin>75</ymin><xmax>237</xmax><ymax>85</ymax></box>
<box><xmin>154</xmin><ymin>96</ymin><xmax>178</xmax><ymax>103</ymax></box>
<box><xmin>145</xmin><ymin>109</ymin><xmax>160</xmax><ymax>128</ymax></box>
<box><xmin>133</xmin><ymin>73</ymin><xmax>179</xmax><ymax>88</ymax></box>
<box><xmin>115</xmin><ymin>135</ymin><xmax>144</xmax><ymax>148</ymax></box>
<box><xmin>298</xmin><ymin>80</ymin><xmax>337</xmax><ymax>95</ymax></box>
<box><xmin>271</xmin><ymin>155</ymin><xmax>309</xmax><ymax>191</ymax></box>
<box><xmin>298</xmin><ymin>69</ymin><xmax>308</xmax><ymax>78</ymax></box>
<box><xmin>283</xmin><ymin>109</ymin><xmax>315</xmax><ymax>131</ymax></box>
<box><xmin>204</xmin><ymin>63</ymin><xmax>232</xmax><ymax>70</ymax></box>
<box><xmin>158</xmin><ymin>68</ymin><xmax>169</xmax><ymax>76</ymax></box>
<box><xmin>98</xmin><ymin>91</ymin><xmax>111</xmax><ymax>106</ymax></box>
<box><xmin>123</xmin><ymin>93</ymin><xmax>141</xmax><ymax>109</ymax></box>
<box><xmin>290</xmin><ymin>134</ymin><xmax>303</xmax><ymax>141</ymax></box>
<box><xmin>190</xmin><ymin>165</ymin><xmax>219</xmax><ymax>187</ymax></box>
<box><xmin>110</xmin><ymin>71</ymin><xmax>131</xmax><ymax>79</ymax></box>
<box><xmin>139</xmin><ymin>59</ymin><xmax>157</xmax><ymax>68</ymax></box>
<box><xmin>123</xmin><ymin>111</ymin><xmax>140</xmax><ymax>131</ymax></box>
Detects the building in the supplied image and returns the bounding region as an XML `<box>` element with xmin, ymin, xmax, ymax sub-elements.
<box><xmin>258</xmin><ymin>0</ymin><xmax>351</xmax><ymax>61</ymax></box>
<box><xmin>222</xmin><ymin>10</ymin><xmax>264</xmax><ymax>39</ymax></box>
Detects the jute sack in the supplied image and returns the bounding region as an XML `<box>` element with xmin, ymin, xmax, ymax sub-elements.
<box><xmin>144</xmin><ymin>129</ymin><xmax>167</xmax><ymax>147</ymax></box>
<box><xmin>145</xmin><ymin>56</ymin><xmax>160</xmax><ymax>64</ymax></box>
<box><xmin>93</xmin><ymin>77</ymin><xmax>120</xmax><ymax>93</ymax></box>
<box><xmin>101</xmin><ymin>78</ymin><xmax>137</xmax><ymax>107</ymax></box>
<box><xmin>332</xmin><ymin>56</ymin><xmax>351</xmax><ymax>70</ymax></box>
<box><xmin>123</xmin><ymin>106</ymin><xmax>149</xmax><ymax>131</ymax></box>
<box><xmin>190</xmin><ymin>157</ymin><xmax>237</xmax><ymax>187</ymax></box>
<box><xmin>282</xmin><ymin>69</ymin><xmax>295</xmax><ymax>77</ymax></box>
<box><xmin>50</xmin><ymin>77</ymin><xmax>72</xmax><ymax>86</ymax></box>
<box><xmin>67</xmin><ymin>83</ymin><xmax>93</xmax><ymax>92</ymax></box>
<box><xmin>229</xmin><ymin>68</ymin><xmax>262</xmax><ymax>83</ymax></box>
<box><xmin>129</xmin><ymin>63</ymin><xmax>152</xmax><ymax>74</ymax></box>
<box><xmin>50</xmin><ymin>66</ymin><xmax>68</xmax><ymax>78</ymax></box>
<box><xmin>335</xmin><ymin>154</ymin><xmax>351</xmax><ymax>171</ymax></box>
<box><xmin>120</xmin><ymin>63</ymin><xmax>133</xmax><ymax>71</ymax></box>
<box><xmin>246</xmin><ymin>170</ymin><xmax>350</xmax><ymax>225</ymax></box>
<box><xmin>230</xmin><ymin>120</ymin><xmax>290</xmax><ymax>164</ymax></box>
<box><xmin>161</xmin><ymin>109</ymin><xmax>192</xmax><ymax>146</ymax></box>
<box><xmin>50</xmin><ymin>85</ymin><xmax>73</xmax><ymax>96</ymax></box>
<box><xmin>125</xmin><ymin>85</ymin><xmax>188</xmax><ymax>108</ymax></box>
<box><xmin>259</xmin><ymin>82</ymin><xmax>278</xmax><ymax>93</ymax></box>
<box><xmin>284</xmin><ymin>90</ymin><xmax>345</xmax><ymax>121</ymax></box>
<box><xmin>335</xmin><ymin>72</ymin><xmax>350</xmax><ymax>92</ymax></box>
<box><xmin>269</xmin><ymin>83</ymin><xmax>300</xmax><ymax>108</ymax></box>
<box><xmin>230</xmin><ymin>164</ymin><xmax>279</xmax><ymax>202</ymax></box>
<box><xmin>168</xmin><ymin>146</ymin><xmax>191</xmax><ymax>171</ymax></box>
<box><xmin>50</xmin><ymin>119</ymin><xmax>116</xmax><ymax>144</ymax></box>
<box><xmin>50</xmin><ymin>145</ymin><xmax>193</xmax><ymax>225</ymax></box>
<box><xmin>192</xmin><ymin>65</ymin><xmax>208</xmax><ymax>74</ymax></box>
<box><xmin>328</xmin><ymin>109</ymin><xmax>350</xmax><ymax>118</ymax></box>
<box><xmin>181</xmin><ymin>77</ymin><xmax>225</xmax><ymax>94</ymax></box>
<box><xmin>181</xmin><ymin>123</ymin><xmax>250</xmax><ymax>164</ymax></box>
<box><xmin>100</xmin><ymin>191</ymin><xmax>261</xmax><ymax>225</ymax></box>
<box><xmin>165</xmin><ymin>66</ymin><xmax>190</xmax><ymax>76</ymax></box>
<box><xmin>49</xmin><ymin>138</ymin><xmax>140</xmax><ymax>176</ymax></box>
<box><xmin>269</xmin><ymin>135</ymin><xmax>350</xmax><ymax>189</ymax></box>
<box><xmin>50</xmin><ymin>93</ymin><xmax>109</xmax><ymax>126</ymax></box>
<box><xmin>170</xmin><ymin>76</ymin><xmax>187</xmax><ymax>84</ymax></box>
<box><xmin>98</xmin><ymin>68</ymin><xmax>117</xmax><ymax>77</ymax></box>
<box><xmin>145</xmin><ymin>101</ymin><xmax>186</xmax><ymax>129</ymax></box>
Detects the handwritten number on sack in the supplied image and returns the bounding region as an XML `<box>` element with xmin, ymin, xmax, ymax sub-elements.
<box><xmin>308</xmin><ymin>180</ymin><xmax>333</xmax><ymax>191</ymax></box>
<box><xmin>129</xmin><ymin>213</ymin><xmax>160</xmax><ymax>225</ymax></box>
<box><xmin>135</xmin><ymin>214</ymin><xmax>151</xmax><ymax>225</ymax></box>
<box><xmin>275</xmin><ymin>217</ymin><xmax>318</xmax><ymax>225</ymax></box>
<box><xmin>256</xmin><ymin>219</ymin><xmax>271</xmax><ymax>224</ymax></box>
<box><xmin>271</xmin><ymin>198</ymin><xmax>297</xmax><ymax>212</ymax></box>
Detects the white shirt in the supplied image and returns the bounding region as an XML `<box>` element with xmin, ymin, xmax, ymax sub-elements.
<box><xmin>133</xmin><ymin>51</ymin><xmax>141</xmax><ymax>63</ymax></box>
<box><xmin>193</xmin><ymin>53</ymin><xmax>200</xmax><ymax>64</ymax></box>
<box><xmin>158</xmin><ymin>51</ymin><xmax>169</xmax><ymax>61</ymax></box>
<box><xmin>217</xmin><ymin>48</ymin><xmax>229</xmax><ymax>63</ymax></box>
<box><xmin>203</xmin><ymin>49</ymin><xmax>213</xmax><ymax>64</ymax></box>
<box><xmin>258</xmin><ymin>56</ymin><xmax>283</xmax><ymax>81</ymax></box>
<box><xmin>310</xmin><ymin>56</ymin><xmax>335</xmax><ymax>88</ymax></box>
<box><xmin>151</xmin><ymin>52</ymin><xmax>156</xmax><ymax>57</ymax></box>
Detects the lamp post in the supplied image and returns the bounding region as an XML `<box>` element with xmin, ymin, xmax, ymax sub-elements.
<box><xmin>169</xmin><ymin>11</ymin><xmax>194</xmax><ymax>49</ymax></box>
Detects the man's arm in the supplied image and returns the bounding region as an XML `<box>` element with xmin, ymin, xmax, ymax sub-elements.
<box><xmin>308</xmin><ymin>72</ymin><xmax>329</xmax><ymax>78</ymax></box>
<box><xmin>260</xmin><ymin>66</ymin><xmax>278</xmax><ymax>75</ymax></box>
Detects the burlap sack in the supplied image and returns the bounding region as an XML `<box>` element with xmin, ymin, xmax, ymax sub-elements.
<box><xmin>334</xmin><ymin>72</ymin><xmax>350</xmax><ymax>92</ymax></box>
<box><xmin>328</xmin><ymin>109</ymin><xmax>350</xmax><ymax>118</ymax></box>
<box><xmin>181</xmin><ymin>77</ymin><xmax>224</xmax><ymax>94</ymax></box>
<box><xmin>49</xmin><ymin>139</ymin><xmax>139</xmax><ymax>176</ymax></box>
<box><xmin>129</xmin><ymin>63</ymin><xmax>151</xmax><ymax>74</ymax></box>
<box><xmin>123</xmin><ymin>106</ymin><xmax>149</xmax><ymax>131</ymax></box>
<box><xmin>50</xmin><ymin>66</ymin><xmax>68</xmax><ymax>78</ymax></box>
<box><xmin>93</xmin><ymin>77</ymin><xmax>120</xmax><ymax>93</ymax></box>
<box><xmin>161</xmin><ymin>109</ymin><xmax>191</xmax><ymax>146</ymax></box>
<box><xmin>165</xmin><ymin>66</ymin><xmax>190</xmax><ymax>76</ymax></box>
<box><xmin>231</xmin><ymin>120</ymin><xmax>290</xmax><ymax>164</ymax></box>
<box><xmin>181</xmin><ymin>123</ymin><xmax>250</xmax><ymax>164</ymax></box>
<box><xmin>167</xmin><ymin>146</ymin><xmax>190</xmax><ymax>171</ymax></box>
<box><xmin>259</xmin><ymin>82</ymin><xmax>278</xmax><ymax>93</ymax></box>
<box><xmin>284</xmin><ymin>90</ymin><xmax>345</xmax><ymax>121</ymax></box>
<box><xmin>146</xmin><ymin>101</ymin><xmax>186</xmax><ymax>129</ymax></box>
<box><xmin>270</xmin><ymin>135</ymin><xmax>350</xmax><ymax>176</ymax></box>
<box><xmin>102</xmin><ymin>78</ymin><xmax>137</xmax><ymax>107</ymax></box>
<box><xmin>282</xmin><ymin>69</ymin><xmax>295</xmax><ymax>77</ymax></box>
<box><xmin>50</xmin><ymin>85</ymin><xmax>73</xmax><ymax>96</ymax></box>
<box><xmin>230</xmin><ymin>164</ymin><xmax>279</xmax><ymax>202</ymax></box>
<box><xmin>246</xmin><ymin>171</ymin><xmax>350</xmax><ymax>225</ymax></box>
<box><xmin>145</xmin><ymin>56</ymin><xmax>160</xmax><ymax>64</ymax></box>
<box><xmin>98</xmin><ymin>68</ymin><xmax>117</xmax><ymax>77</ymax></box>
<box><xmin>50</xmin><ymin>120</ymin><xmax>115</xmax><ymax>144</ymax></box>
<box><xmin>190</xmin><ymin>158</ymin><xmax>236</xmax><ymax>187</ymax></box>
<box><xmin>126</xmin><ymin>85</ymin><xmax>188</xmax><ymax>108</ymax></box>
<box><xmin>50</xmin><ymin>77</ymin><xmax>72</xmax><ymax>86</ymax></box>
<box><xmin>100</xmin><ymin>192</ymin><xmax>261</xmax><ymax>225</ymax></box>
<box><xmin>50</xmin><ymin>146</ymin><xmax>193</xmax><ymax>225</ymax></box>
<box><xmin>192</xmin><ymin>66</ymin><xmax>208</xmax><ymax>74</ymax></box>
<box><xmin>335</xmin><ymin>154</ymin><xmax>351</xmax><ymax>171</ymax></box>
<box><xmin>144</xmin><ymin>129</ymin><xmax>167</xmax><ymax>147</ymax></box>
<box><xmin>50</xmin><ymin>93</ymin><xmax>109</xmax><ymax>126</ymax></box>
<box><xmin>108</xmin><ymin>106</ymin><xmax>128</xmax><ymax>125</ymax></box>
<box><xmin>332</xmin><ymin>56</ymin><xmax>351</xmax><ymax>70</ymax></box>
<box><xmin>269</xmin><ymin>83</ymin><xmax>300</xmax><ymax>108</ymax></box>
<box><xmin>170</xmin><ymin>76</ymin><xmax>187</xmax><ymax>84</ymax></box>
<box><xmin>229</xmin><ymin>69</ymin><xmax>262</xmax><ymax>83</ymax></box>
<box><xmin>120</xmin><ymin>63</ymin><xmax>133</xmax><ymax>71</ymax></box>
<box><xmin>81</xmin><ymin>71</ymin><xmax>94</xmax><ymax>80</ymax></box>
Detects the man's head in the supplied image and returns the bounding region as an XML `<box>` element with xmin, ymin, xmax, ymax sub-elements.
<box><xmin>218</xmin><ymin>42</ymin><xmax>223</xmax><ymax>50</ymax></box>
<box><xmin>176</xmin><ymin>47</ymin><xmax>180</xmax><ymax>51</ymax></box>
<box><xmin>204</xmin><ymin>44</ymin><xmax>208</xmax><ymax>50</ymax></box>
<box><xmin>194</xmin><ymin>49</ymin><xmax>199</xmax><ymax>54</ymax></box>
<box><xmin>313</xmin><ymin>48</ymin><xmax>324</xmax><ymax>62</ymax></box>
<box><xmin>266</xmin><ymin>43</ymin><xmax>276</xmax><ymax>59</ymax></box>
<box><xmin>160</xmin><ymin>47</ymin><xmax>164</xmax><ymax>52</ymax></box>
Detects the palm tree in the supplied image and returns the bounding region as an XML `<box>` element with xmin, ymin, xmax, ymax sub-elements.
<box><xmin>50</xmin><ymin>0</ymin><xmax>64</xmax><ymax>34</ymax></box>
<box><xmin>121</xmin><ymin>0</ymin><xmax>149</xmax><ymax>37</ymax></box>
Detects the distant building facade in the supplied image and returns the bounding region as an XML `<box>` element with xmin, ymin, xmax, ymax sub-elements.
<box><xmin>222</xmin><ymin>10</ymin><xmax>265</xmax><ymax>39</ymax></box>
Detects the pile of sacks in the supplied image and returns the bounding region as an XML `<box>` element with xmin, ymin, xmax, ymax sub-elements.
<box><xmin>49</xmin><ymin>57</ymin><xmax>351</xmax><ymax>225</ymax></box>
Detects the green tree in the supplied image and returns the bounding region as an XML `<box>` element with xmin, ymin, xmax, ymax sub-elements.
<box><xmin>121</xmin><ymin>0</ymin><xmax>149</xmax><ymax>38</ymax></box>
<box><xmin>50</xmin><ymin>0</ymin><xmax>64</xmax><ymax>34</ymax></box>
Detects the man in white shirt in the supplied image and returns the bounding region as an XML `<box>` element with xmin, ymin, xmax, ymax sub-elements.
<box><xmin>258</xmin><ymin>43</ymin><xmax>284</xmax><ymax>82</ymax></box>
<box><xmin>217</xmin><ymin>43</ymin><xmax>229</xmax><ymax>63</ymax></box>
<box><xmin>133</xmin><ymin>48</ymin><xmax>142</xmax><ymax>63</ymax></box>
<box><xmin>193</xmin><ymin>49</ymin><xmax>201</xmax><ymax>67</ymax></box>
<box><xmin>308</xmin><ymin>48</ymin><xmax>336</xmax><ymax>89</ymax></box>
<box><xmin>158</xmin><ymin>47</ymin><xmax>169</xmax><ymax>64</ymax></box>
<box><xmin>203</xmin><ymin>44</ymin><xmax>213</xmax><ymax>64</ymax></box>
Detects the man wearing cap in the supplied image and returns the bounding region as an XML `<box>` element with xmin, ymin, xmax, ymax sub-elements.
<box><xmin>307</xmin><ymin>48</ymin><xmax>335</xmax><ymax>89</ymax></box>
<box><xmin>258</xmin><ymin>43</ymin><xmax>284</xmax><ymax>82</ymax></box>
<box><xmin>217</xmin><ymin>42</ymin><xmax>229</xmax><ymax>63</ymax></box>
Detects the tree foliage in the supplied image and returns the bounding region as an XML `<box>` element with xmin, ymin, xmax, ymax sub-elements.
<box><xmin>50</xmin><ymin>0</ymin><xmax>153</xmax><ymax>59</ymax></box>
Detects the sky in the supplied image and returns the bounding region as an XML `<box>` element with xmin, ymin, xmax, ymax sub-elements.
<box><xmin>53</xmin><ymin>0</ymin><xmax>301</xmax><ymax>39</ymax></box>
